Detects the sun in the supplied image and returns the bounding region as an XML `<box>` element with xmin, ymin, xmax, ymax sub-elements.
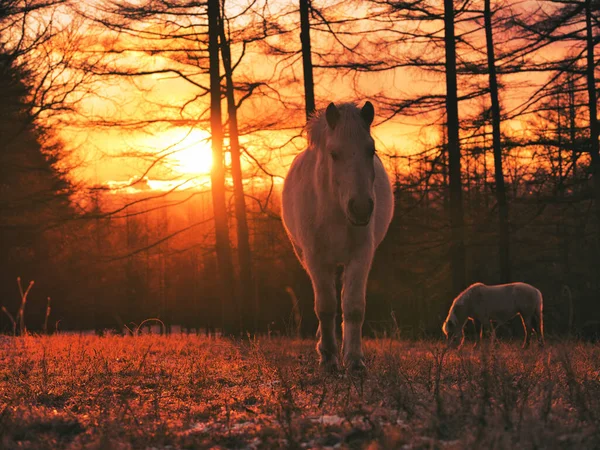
<box><xmin>162</xmin><ymin>128</ymin><xmax>213</xmax><ymax>175</ymax></box>
<box><xmin>175</xmin><ymin>141</ymin><xmax>213</xmax><ymax>175</ymax></box>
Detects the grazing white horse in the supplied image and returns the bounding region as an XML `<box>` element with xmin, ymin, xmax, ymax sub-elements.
<box><xmin>442</xmin><ymin>282</ymin><xmax>544</xmax><ymax>348</ymax></box>
<box><xmin>282</xmin><ymin>102</ymin><xmax>394</xmax><ymax>371</ymax></box>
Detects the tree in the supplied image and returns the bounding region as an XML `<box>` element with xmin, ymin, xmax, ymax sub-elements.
<box><xmin>208</xmin><ymin>0</ymin><xmax>238</xmax><ymax>334</ymax></box>
<box><xmin>0</xmin><ymin>57</ymin><xmax>75</xmax><ymax>328</ymax></box>
<box><xmin>0</xmin><ymin>0</ymin><xmax>86</xmax><ymax>332</ymax></box>
<box><xmin>484</xmin><ymin>0</ymin><xmax>510</xmax><ymax>283</ymax></box>
<box><xmin>583</xmin><ymin>0</ymin><xmax>600</xmax><ymax>228</ymax></box>
<box><xmin>515</xmin><ymin>0</ymin><xmax>600</xmax><ymax>223</ymax></box>
<box><xmin>443</xmin><ymin>0</ymin><xmax>466</xmax><ymax>294</ymax></box>
<box><xmin>219</xmin><ymin>1</ymin><xmax>255</xmax><ymax>332</ymax></box>
<box><xmin>299</xmin><ymin>0</ymin><xmax>315</xmax><ymax>119</ymax></box>
<box><xmin>72</xmin><ymin>0</ymin><xmax>293</xmax><ymax>333</ymax></box>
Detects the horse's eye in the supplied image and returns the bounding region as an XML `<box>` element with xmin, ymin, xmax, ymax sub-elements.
<box><xmin>331</xmin><ymin>151</ymin><xmax>340</xmax><ymax>161</ymax></box>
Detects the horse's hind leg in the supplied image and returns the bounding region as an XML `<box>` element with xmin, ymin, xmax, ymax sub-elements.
<box><xmin>307</xmin><ymin>261</ymin><xmax>339</xmax><ymax>370</ymax></box>
<box><xmin>341</xmin><ymin>250</ymin><xmax>373</xmax><ymax>371</ymax></box>
<box><xmin>531</xmin><ymin>310</ymin><xmax>545</xmax><ymax>347</ymax></box>
<box><xmin>520</xmin><ymin>314</ymin><xmax>532</xmax><ymax>348</ymax></box>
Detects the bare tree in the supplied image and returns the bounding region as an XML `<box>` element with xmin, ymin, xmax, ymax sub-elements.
<box><xmin>300</xmin><ymin>0</ymin><xmax>315</xmax><ymax>118</ymax></box>
<box><xmin>208</xmin><ymin>0</ymin><xmax>238</xmax><ymax>334</ymax></box>
<box><xmin>219</xmin><ymin>0</ymin><xmax>255</xmax><ymax>333</ymax></box>
<box><xmin>584</xmin><ymin>0</ymin><xmax>600</xmax><ymax>227</ymax></box>
<box><xmin>443</xmin><ymin>0</ymin><xmax>466</xmax><ymax>293</ymax></box>
<box><xmin>484</xmin><ymin>0</ymin><xmax>510</xmax><ymax>283</ymax></box>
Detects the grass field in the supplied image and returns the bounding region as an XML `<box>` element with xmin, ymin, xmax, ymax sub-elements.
<box><xmin>1</xmin><ymin>335</ymin><xmax>599</xmax><ymax>449</ymax></box>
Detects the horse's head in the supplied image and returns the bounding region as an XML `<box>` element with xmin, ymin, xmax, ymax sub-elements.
<box><xmin>442</xmin><ymin>315</ymin><xmax>460</xmax><ymax>345</ymax></box>
<box><xmin>323</xmin><ymin>102</ymin><xmax>377</xmax><ymax>227</ymax></box>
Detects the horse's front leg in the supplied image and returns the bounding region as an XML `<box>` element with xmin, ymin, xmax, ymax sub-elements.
<box><xmin>473</xmin><ymin>319</ymin><xmax>482</xmax><ymax>349</ymax></box>
<box><xmin>479</xmin><ymin>319</ymin><xmax>494</xmax><ymax>348</ymax></box>
<box><xmin>458</xmin><ymin>328</ymin><xmax>466</xmax><ymax>350</ymax></box>
<box><xmin>341</xmin><ymin>248</ymin><xmax>373</xmax><ymax>371</ymax></box>
<box><xmin>307</xmin><ymin>261</ymin><xmax>339</xmax><ymax>371</ymax></box>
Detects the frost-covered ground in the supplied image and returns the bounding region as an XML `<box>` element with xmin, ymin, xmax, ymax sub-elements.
<box><xmin>1</xmin><ymin>335</ymin><xmax>599</xmax><ymax>449</ymax></box>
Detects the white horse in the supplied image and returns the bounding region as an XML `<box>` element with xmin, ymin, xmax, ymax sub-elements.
<box><xmin>282</xmin><ymin>102</ymin><xmax>394</xmax><ymax>371</ymax></box>
<box><xmin>442</xmin><ymin>282</ymin><xmax>544</xmax><ymax>348</ymax></box>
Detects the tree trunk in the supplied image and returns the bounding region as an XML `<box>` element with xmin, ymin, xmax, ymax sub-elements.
<box><xmin>443</xmin><ymin>0</ymin><xmax>466</xmax><ymax>293</ymax></box>
<box><xmin>208</xmin><ymin>0</ymin><xmax>238</xmax><ymax>335</ymax></box>
<box><xmin>219</xmin><ymin>4</ymin><xmax>255</xmax><ymax>334</ymax></box>
<box><xmin>568</xmin><ymin>75</ymin><xmax>577</xmax><ymax>178</ymax></box>
<box><xmin>300</xmin><ymin>0</ymin><xmax>315</xmax><ymax>119</ymax></box>
<box><xmin>584</xmin><ymin>0</ymin><xmax>600</xmax><ymax>229</ymax></box>
<box><xmin>484</xmin><ymin>0</ymin><xmax>510</xmax><ymax>283</ymax></box>
<box><xmin>556</xmin><ymin>92</ymin><xmax>564</xmax><ymax>188</ymax></box>
<box><xmin>93</xmin><ymin>193</ymin><xmax>103</xmax><ymax>334</ymax></box>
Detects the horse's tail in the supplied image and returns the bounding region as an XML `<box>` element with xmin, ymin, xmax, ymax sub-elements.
<box><xmin>532</xmin><ymin>290</ymin><xmax>544</xmax><ymax>343</ymax></box>
<box><xmin>533</xmin><ymin>306</ymin><xmax>544</xmax><ymax>337</ymax></box>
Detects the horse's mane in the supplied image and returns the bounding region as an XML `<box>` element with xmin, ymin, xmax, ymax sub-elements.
<box><xmin>445</xmin><ymin>282</ymin><xmax>485</xmax><ymax>327</ymax></box>
<box><xmin>453</xmin><ymin>283</ymin><xmax>484</xmax><ymax>307</ymax></box>
<box><xmin>306</xmin><ymin>103</ymin><xmax>369</xmax><ymax>150</ymax></box>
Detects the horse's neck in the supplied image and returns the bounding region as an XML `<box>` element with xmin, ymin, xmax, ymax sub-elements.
<box><xmin>453</xmin><ymin>300</ymin><xmax>468</xmax><ymax>324</ymax></box>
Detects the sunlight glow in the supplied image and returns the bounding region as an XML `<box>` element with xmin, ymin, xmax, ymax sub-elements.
<box><xmin>164</xmin><ymin>128</ymin><xmax>213</xmax><ymax>176</ymax></box>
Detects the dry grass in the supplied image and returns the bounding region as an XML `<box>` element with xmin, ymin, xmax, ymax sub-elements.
<box><xmin>1</xmin><ymin>335</ymin><xmax>599</xmax><ymax>449</ymax></box>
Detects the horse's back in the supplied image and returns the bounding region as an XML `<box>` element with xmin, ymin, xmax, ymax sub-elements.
<box><xmin>482</xmin><ymin>282</ymin><xmax>542</xmax><ymax>317</ymax></box>
<box><xmin>515</xmin><ymin>282</ymin><xmax>543</xmax><ymax>313</ymax></box>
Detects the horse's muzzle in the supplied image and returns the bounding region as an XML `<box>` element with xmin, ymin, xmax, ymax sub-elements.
<box><xmin>348</xmin><ymin>217</ymin><xmax>371</xmax><ymax>227</ymax></box>
<box><xmin>348</xmin><ymin>198</ymin><xmax>374</xmax><ymax>226</ymax></box>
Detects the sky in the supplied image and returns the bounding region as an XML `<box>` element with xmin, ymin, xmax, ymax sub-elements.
<box><xmin>48</xmin><ymin>0</ymin><xmax>578</xmax><ymax>193</ymax></box>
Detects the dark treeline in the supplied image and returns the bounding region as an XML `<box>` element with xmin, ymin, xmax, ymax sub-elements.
<box><xmin>1</xmin><ymin>0</ymin><xmax>600</xmax><ymax>338</ymax></box>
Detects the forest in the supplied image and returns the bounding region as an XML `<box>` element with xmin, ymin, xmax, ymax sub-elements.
<box><xmin>1</xmin><ymin>0</ymin><xmax>600</xmax><ymax>339</ymax></box>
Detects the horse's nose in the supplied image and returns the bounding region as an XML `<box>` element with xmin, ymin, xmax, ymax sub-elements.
<box><xmin>348</xmin><ymin>198</ymin><xmax>374</xmax><ymax>225</ymax></box>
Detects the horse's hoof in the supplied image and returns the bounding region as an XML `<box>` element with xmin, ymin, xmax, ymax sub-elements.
<box><xmin>319</xmin><ymin>358</ymin><xmax>340</xmax><ymax>374</ymax></box>
<box><xmin>345</xmin><ymin>359</ymin><xmax>367</xmax><ymax>375</ymax></box>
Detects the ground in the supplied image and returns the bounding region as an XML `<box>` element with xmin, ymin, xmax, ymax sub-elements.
<box><xmin>0</xmin><ymin>335</ymin><xmax>599</xmax><ymax>449</ymax></box>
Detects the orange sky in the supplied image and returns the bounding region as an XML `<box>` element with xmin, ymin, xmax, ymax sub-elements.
<box><xmin>52</xmin><ymin>0</ymin><xmax>572</xmax><ymax>193</ymax></box>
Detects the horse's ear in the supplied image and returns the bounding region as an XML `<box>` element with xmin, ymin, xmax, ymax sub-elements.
<box><xmin>361</xmin><ymin>101</ymin><xmax>375</xmax><ymax>127</ymax></box>
<box><xmin>326</xmin><ymin>103</ymin><xmax>340</xmax><ymax>130</ymax></box>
